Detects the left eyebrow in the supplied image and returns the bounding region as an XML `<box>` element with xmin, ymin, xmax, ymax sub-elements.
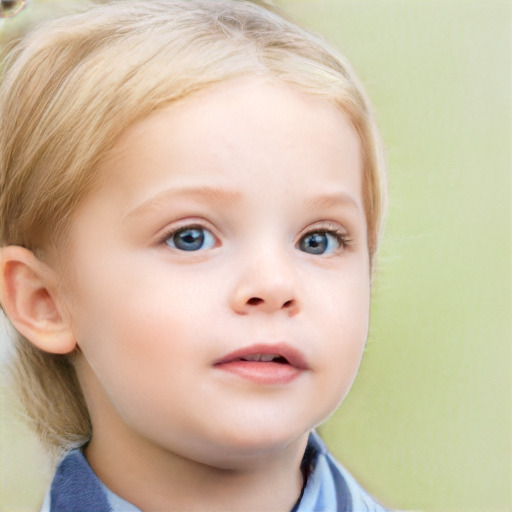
<box><xmin>304</xmin><ymin>192</ymin><xmax>364</xmax><ymax>215</ymax></box>
<box><xmin>123</xmin><ymin>185</ymin><xmax>242</xmax><ymax>221</ymax></box>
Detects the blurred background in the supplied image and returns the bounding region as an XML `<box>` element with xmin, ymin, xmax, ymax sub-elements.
<box><xmin>1</xmin><ymin>0</ymin><xmax>510</xmax><ymax>511</ymax></box>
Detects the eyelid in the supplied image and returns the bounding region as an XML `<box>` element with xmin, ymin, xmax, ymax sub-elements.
<box><xmin>155</xmin><ymin>218</ymin><xmax>221</xmax><ymax>247</ymax></box>
<box><xmin>297</xmin><ymin>221</ymin><xmax>349</xmax><ymax>239</ymax></box>
<box><xmin>295</xmin><ymin>221</ymin><xmax>352</xmax><ymax>250</ymax></box>
<box><xmin>154</xmin><ymin>218</ymin><xmax>352</xmax><ymax>251</ymax></box>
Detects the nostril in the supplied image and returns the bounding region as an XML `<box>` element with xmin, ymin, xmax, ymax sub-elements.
<box><xmin>247</xmin><ymin>297</ymin><xmax>264</xmax><ymax>306</ymax></box>
<box><xmin>282</xmin><ymin>300</ymin><xmax>294</xmax><ymax>309</ymax></box>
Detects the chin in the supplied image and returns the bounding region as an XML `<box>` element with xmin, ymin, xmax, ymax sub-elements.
<box><xmin>196</xmin><ymin>423</ymin><xmax>311</xmax><ymax>469</ymax></box>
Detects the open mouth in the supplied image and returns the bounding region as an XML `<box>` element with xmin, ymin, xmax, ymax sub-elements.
<box><xmin>213</xmin><ymin>344</ymin><xmax>308</xmax><ymax>385</ymax></box>
<box><xmin>237</xmin><ymin>354</ymin><xmax>289</xmax><ymax>364</ymax></box>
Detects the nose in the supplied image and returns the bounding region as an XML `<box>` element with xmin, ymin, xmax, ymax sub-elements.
<box><xmin>229</xmin><ymin>251</ymin><xmax>301</xmax><ymax>317</ymax></box>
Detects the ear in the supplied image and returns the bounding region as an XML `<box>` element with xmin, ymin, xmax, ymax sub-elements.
<box><xmin>0</xmin><ymin>246</ymin><xmax>77</xmax><ymax>354</ymax></box>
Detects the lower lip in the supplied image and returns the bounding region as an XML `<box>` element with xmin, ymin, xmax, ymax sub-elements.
<box><xmin>214</xmin><ymin>361</ymin><xmax>303</xmax><ymax>385</ymax></box>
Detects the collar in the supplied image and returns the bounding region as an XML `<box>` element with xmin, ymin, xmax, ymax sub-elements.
<box><xmin>44</xmin><ymin>431</ymin><xmax>388</xmax><ymax>512</ymax></box>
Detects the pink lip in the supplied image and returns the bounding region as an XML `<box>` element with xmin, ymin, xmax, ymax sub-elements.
<box><xmin>213</xmin><ymin>343</ymin><xmax>308</xmax><ymax>385</ymax></box>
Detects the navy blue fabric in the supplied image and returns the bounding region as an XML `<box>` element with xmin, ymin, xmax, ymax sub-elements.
<box><xmin>49</xmin><ymin>449</ymin><xmax>111</xmax><ymax>512</ymax></box>
<box><xmin>294</xmin><ymin>432</ymin><xmax>389</xmax><ymax>512</ymax></box>
<box><xmin>326</xmin><ymin>456</ymin><xmax>351</xmax><ymax>511</ymax></box>
<box><xmin>46</xmin><ymin>432</ymin><xmax>389</xmax><ymax>511</ymax></box>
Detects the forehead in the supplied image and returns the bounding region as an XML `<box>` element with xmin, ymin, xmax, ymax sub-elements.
<box><xmin>99</xmin><ymin>77</ymin><xmax>361</xmax><ymax>189</ymax></box>
<box><xmin>80</xmin><ymin>76</ymin><xmax>364</xmax><ymax>226</ymax></box>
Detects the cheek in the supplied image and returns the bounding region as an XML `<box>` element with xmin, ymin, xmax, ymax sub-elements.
<box><xmin>313</xmin><ymin>267</ymin><xmax>371</xmax><ymax>378</ymax></box>
<box><xmin>69</xmin><ymin>260</ymin><xmax>210</xmax><ymax>381</ymax></box>
<box><xmin>70</xmin><ymin>266</ymin><xmax>222</xmax><ymax>449</ymax></box>
<box><xmin>319</xmin><ymin>262</ymin><xmax>371</xmax><ymax>332</ymax></box>
<box><xmin>72</xmin><ymin>288</ymin><xmax>196</xmax><ymax>433</ymax></box>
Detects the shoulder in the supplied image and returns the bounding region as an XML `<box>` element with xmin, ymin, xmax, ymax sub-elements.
<box><xmin>40</xmin><ymin>449</ymin><xmax>139</xmax><ymax>512</ymax></box>
<box><xmin>296</xmin><ymin>431</ymin><xmax>391</xmax><ymax>512</ymax></box>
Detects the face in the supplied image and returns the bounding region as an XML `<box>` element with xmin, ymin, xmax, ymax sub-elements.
<box><xmin>60</xmin><ymin>77</ymin><xmax>370</xmax><ymax>468</ymax></box>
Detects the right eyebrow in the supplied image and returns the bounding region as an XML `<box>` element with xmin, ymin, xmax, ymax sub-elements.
<box><xmin>123</xmin><ymin>185</ymin><xmax>242</xmax><ymax>221</ymax></box>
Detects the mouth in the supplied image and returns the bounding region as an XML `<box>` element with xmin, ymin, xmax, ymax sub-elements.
<box><xmin>213</xmin><ymin>343</ymin><xmax>308</xmax><ymax>385</ymax></box>
<box><xmin>237</xmin><ymin>353</ymin><xmax>289</xmax><ymax>363</ymax></box>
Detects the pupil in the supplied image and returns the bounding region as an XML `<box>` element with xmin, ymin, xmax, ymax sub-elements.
<box><xmin>301</xmin><ymin>233</ymin><xmax>327</xmax><ymax>254</ymax></box>
<box><xmin>175</xmin><ymin>228</ymin><xmax>204</xmax><ymax>251</ymax></box>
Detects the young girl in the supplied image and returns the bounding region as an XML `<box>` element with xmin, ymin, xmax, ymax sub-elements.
<box><xmin>0</xmin><ymin>1</ymin><xmax>389</xmax><ymax>510</ymax></box>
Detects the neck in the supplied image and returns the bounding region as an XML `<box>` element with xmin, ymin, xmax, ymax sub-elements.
<box><xmin>85</xmin><ymin>427</ymin><xmax>307</xmax><ymax>512</ymax></box>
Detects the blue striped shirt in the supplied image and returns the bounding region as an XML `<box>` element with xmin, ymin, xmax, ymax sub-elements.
<box><xmin>41</xmin><ymin>431</ymin><xmax>390</xmax><ymax>512</ymax></box>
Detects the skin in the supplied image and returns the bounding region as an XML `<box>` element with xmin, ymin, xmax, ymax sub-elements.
<box><xmin>44</xmin><ymin>76</ymin><xmax>370</xmax><ymax>510</ymax></box>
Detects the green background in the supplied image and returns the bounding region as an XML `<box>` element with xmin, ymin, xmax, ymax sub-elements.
<box><xmin>1</xmin><ymin>1</ymin><xmax>510</xmax><ymax>510</ymax></box>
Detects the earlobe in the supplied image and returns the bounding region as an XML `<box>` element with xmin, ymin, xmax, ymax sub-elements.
<box><xmin>0</xmin><ymin>246</ymin><xmax>76</xmax><ymax>354</ymax></box>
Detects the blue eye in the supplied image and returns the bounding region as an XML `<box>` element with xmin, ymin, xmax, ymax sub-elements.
<box><xmin>166</xmin><ymin>226</ymin><xmax>216</xmax><ymax>251</ymax></box>
<box><xmin>298</xmin><ymin>231</ymin><xmax>342</xmax><ymax>255</ymax></box>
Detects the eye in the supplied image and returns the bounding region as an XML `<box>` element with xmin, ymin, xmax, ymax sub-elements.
<box><xmin>297</xmin><ymin>230</ymin><xmax>343</xmax><ymax>255</ymax></box>
<box><xmin>0</xmin><ymin>0</ymin><xmax>27</xmax><ymax>19</ymax></box>
<box><xmin>165</xmin><ymin>226</ymin><xmax>216</xmax><ymax>252</ymax></box>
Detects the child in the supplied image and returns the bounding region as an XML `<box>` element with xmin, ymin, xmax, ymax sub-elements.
<box><xmin>0</xmin><ymin>1</ymin><xmax>389</xmax><ymax>510</ymax></box>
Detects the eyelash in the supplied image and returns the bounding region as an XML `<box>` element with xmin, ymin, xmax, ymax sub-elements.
<box><xmin>297</xmin><ymin>224</ymin><xmax>353</xmax><ymax>254</ymax></box>
<box><xmin>157</xmin><ymin>220</ymin><xmax>218</xmax><ymax>251</ymax></box>
<box><xmin>157</xmin><ymin>221</ymin><xmax>352</xmax><ymax>254</ymax></box>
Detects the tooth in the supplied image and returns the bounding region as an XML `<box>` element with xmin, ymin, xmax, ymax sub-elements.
<box><xmin>240</xmin><ymin>354</ymin><xmax>282</xmax><ymax>362</ymax></box>
<box><xmin>242</xmin><ymin>355</ymin><xmax>261</xmax><ymax>362</ymax></box>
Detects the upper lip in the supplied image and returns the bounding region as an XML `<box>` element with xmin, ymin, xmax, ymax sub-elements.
<box><xmin>213</xmin><ymin>343</ymin><xmax>309</xmax><ymax>370</ymax></box>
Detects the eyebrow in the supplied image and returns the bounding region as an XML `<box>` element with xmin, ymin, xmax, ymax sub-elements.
<box><xmin>304</xmin><ymin>192</ymin><xmax>363</xmax><ymax>214</ymax></box>
<box><xmin>123</xmin><ymin>185</ymin><xmax>242</xmax><ymax>221</ymax></box>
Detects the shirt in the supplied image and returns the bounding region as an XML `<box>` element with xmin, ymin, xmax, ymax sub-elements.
<box><xmin>41</xmin><ymin>431</ymin><xmax>390</xmax><ymax>512</ymax></box>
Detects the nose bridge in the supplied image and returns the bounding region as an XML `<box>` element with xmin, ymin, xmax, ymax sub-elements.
<box><xmin>230</xmin><ymin>240</ymin><xmax>300</xmax><ymax>316</ymax></box>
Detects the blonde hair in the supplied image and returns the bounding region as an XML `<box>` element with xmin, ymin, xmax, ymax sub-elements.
<box><xmin>0</xmin><ymin>0</ymin><xmax>387</xmax><ymax>454</ymax></box>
